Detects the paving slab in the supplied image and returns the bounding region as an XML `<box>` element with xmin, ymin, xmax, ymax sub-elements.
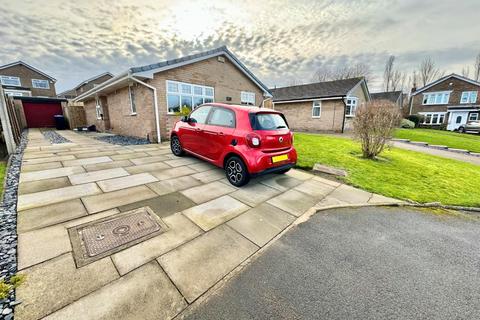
<box><xmin>110</xmin><ymin>152</ymin><xmax>149</xmax><ymax>160</ymax></box>
<box><xmin>97</xmin><ymin>172</ymin><xmax>158</xmax><ymax>192</ymax></box>
<box><xmin>229</xmin><ymin>182</ymin><xmax>281</xmax><ymax>207</ymax></box>
<box><xmin>130</xmin><ymin>155</ymin><xmax>168</xmax><ymax>165</ymax></box>
<box><xmin>260</xmin><ymin>174</ymin><xmax>302</xmax><ymax>191</ymax></box>
<box><xmin>17</xmin><ymin>199</ymin><xmax>87</xmax><ymax>233</ymax></box>
<box><xmin>18</xmin><ymin>177</ymin><xmax>71</xmax><ymax>195</ymax></box>
<box><xmin>43</xmin><ymin>261</ymin><xmax>186</xmax><ymax>320</ymax></box>
<box><xmin>23</xmin><ymin>155</ymin><xmax>75</xmax><ymax>165</ymax></box>
<box><xmin>17</xmin><ymin>183</ymin><xmax>102</xmax><ymax>211</ymax></box>
<box><xmin>164</xmin><ymin>157</ymin><xmax>200</xmax><ymax>167</ymax></box>
<box><xmin>68</xmin><ymin>167</ymin><xmax>129</xmax><ymax>185</ymax></box>
<box><xmin>181</xmin><ymin>180</ymin><xmax>236</xmax><ymax>204</ymax></box>
<box><xmin>23</xmin><ymin>152</ymin><xmax>56</xmax><ymax>159</ymax></box>
<box><xmin>82</xmin><ymin>185</ymin><xmax>157</xmax><ymax>213</ymax></box>
<box><xmin>328</xmin><ymin>184</ymin><xmax>372</xmax><ymax>204</ymax></box>
<box><xmin>147</xmin><ymin>175</ymin><xmax>201</xmax><ymax>195</ymax></box>
<box><xmin>146</xmin><ymin>149</ymin><xmax>174</xmax><ymax>156</ymax></box>
<box><xmin>183</xmin><ymin>195</ymin><xmax>250</xmax><ymax>231</ymax></box>
<box><xmin>124</xmin><ymin>162</ymin><xmax>171</xmax><ymax>174</ymax></box>
<box><xmin>368</xmin><ymin>193</ymin><xmax>403</xmax><ymax>204</ymax></box>
<box><xmin>285</xmin><ymin>169</ymin><xmax>315</xmax><ymax>181</ymax></box>
<box><xmin>83</xmin><ymin>159</ymin><xmax>134</xmax><ymax>172</ymax></box>
<box><xmin>17</xmin><ymin>224</ymin><xmax>71</xmax><ymax>270</ymax></box>
<box><xmin>152</xmin><ymin>166</ymin><xmax>197</xmax><ymax>180</ymax></box>
<box><xmin>15</xmin><ymin>253</ymin><xmax>119</xmax><ymax>320</ymax></box>
<box><xmin>21</xmin><ymin>162</ymin><xmax>63</xmax><ymax>173</ymax></box>
<box><xmin>267</xmin><ymin>189</ymin><xmax>319</xmax><ymax>217</ymax></box>
<box><xmin>312</xmin><ymin>175</ymin><xmax>342</xmax><ymax>187</ymax></box>
<box><xmin>294</xmin><ymin>178</ymin><xmax>336</xmax><ymax>198</ymax></box>
<box><xmin>112</xmin><ymin>213</ymin><xmax>203</xmax><ymax>275</ymax></box>
<box><xmin>158</xmin><ymin>225</ymin><xmax>258</xmax><ymax>303</ymax></box>
<box><xmin>62</xmin><ymin>156</ymin><xmax>113</xmax><ymax>167</ymax></box>
<box><xmin>73</xmin><ymin>150</ymin><xmax>117</xmax><ymax>158</ymax></box>
<box><xmin>20</xmin><ymin>166</ymin><xmax>85</xmax><ymax>182</ymax></box>
<box><xmin>191</xmin><ymin>169</ymin><xmax>225</xmax><ymax>183</ymax></box>
<box><xmin>227</xmin><ymin>203</ymin><xmax>295</xmax><ymax>247</ymax></box>
<box><xmin>118</xmin><ymin>192</ymin><xmax>196</xmax><ymax>218</ymax></box>
<box><xmin>188</xmin><ymin>162</ymin><xmax>217</xmax><ymax>172</ymax></box>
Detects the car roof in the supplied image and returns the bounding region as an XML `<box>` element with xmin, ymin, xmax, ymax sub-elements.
<box><xmin>200</xmin><ymin>103</ymin><xmax>278</xmax><ymax>114</ymax></box>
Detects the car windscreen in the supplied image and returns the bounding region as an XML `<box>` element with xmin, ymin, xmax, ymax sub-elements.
<box><xmin>250</xmin><ymin>113</ymin><xmax>289</xmax><ymax>130</ymax></box>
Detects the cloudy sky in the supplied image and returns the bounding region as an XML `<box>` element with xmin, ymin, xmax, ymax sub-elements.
<box><xmin>1</xmin><ymin>0</ymin><xmax>480</xmax><ymax>93</ymax></box>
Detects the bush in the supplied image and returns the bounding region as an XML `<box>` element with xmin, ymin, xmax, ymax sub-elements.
<box><xmin>400</xmin><ymin>119</ymin><xmax>415</xmax><ymax>129</ymax></box>
<box><xmin>353</xmin><ymin>100</ymin><xmax>401</xmax><ymax>159</ymax></box>
<box><xmin>407</xmin><ymin>115</ymin><xmax>424</xmax><ymax>127</ymax></box>
<box><xmin>0</xmin><ymin>274</ymin><xmax>26</xmax><ymax>299</ymax></box>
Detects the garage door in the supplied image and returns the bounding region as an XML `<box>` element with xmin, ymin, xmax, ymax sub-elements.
<box><xmin>23</xmin><ymin>101</ymin><xmax>63</xmax><ymax>128</ymax></box>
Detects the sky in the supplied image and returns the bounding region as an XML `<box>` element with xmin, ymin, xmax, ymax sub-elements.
<box><xmin>1</xmin><ymin>0</ymin><xmax>480</xmax><ymax>93</ymax></box>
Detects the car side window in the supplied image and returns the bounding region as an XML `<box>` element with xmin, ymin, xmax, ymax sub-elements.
<box><xmin>189</xmin><ymin>106</ymin><xmax>211</xmax><ymax>124</ymax></box>
<box><xmin>208</xmin><ymin>107</ymin><xmax>236</xmax><ymax>128</ymax></box>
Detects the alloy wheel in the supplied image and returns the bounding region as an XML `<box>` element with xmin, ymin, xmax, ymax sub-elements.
<box><xmin>227</xmin><ymin>159</ymin><xmax>243</xmax><ymax>184</ymax></box>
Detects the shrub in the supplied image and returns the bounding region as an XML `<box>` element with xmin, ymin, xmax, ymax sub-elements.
<box><xmin>174</xmin><ymin>106</ymin><xmax>192</xmax><ymax>117</ymax></box>
<box><xmin>407</xmin><ymin>115</ymin><xmax>424</xmax><ymax>127</ymax></box>
<box><xmin>400</xmin><ymin>119</ymin><xmax>415</xmax><ymax>129</ymax></box>
<box><xmin>353</xmin><ymin>100</ymin><xmax>401</xmax><ymax>159</ymax></box>
<box><xmin>0</xmin><ymin>274</ymin><xmax>26</xmax><ymax>299</ymax></box>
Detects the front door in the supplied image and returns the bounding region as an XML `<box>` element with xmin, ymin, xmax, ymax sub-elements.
<box><xmin>447</xmin><ymin>111</ymin><xmax>469</xmax><ymax>131</ymax></box>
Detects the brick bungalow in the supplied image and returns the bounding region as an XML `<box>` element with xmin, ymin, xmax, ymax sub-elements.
<box><xmin>74</xmin><ymin>46</ymin><xmax>271</xmax><ymax>142</ymax></box>
<box><xmin>270</xmin><ymin>77</ymin><xmax>370</xmax><ymax>133</ymax></box>
<box><xmin>409</xmin><ymin>73</ymin><xmax>480</xmax><ymax>131</ymax></box>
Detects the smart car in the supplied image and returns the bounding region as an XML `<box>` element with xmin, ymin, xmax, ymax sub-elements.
<box><xmin>170</xmin><ymin>103</ymin><xmax>297</xmax><ymax>186</ymax></box>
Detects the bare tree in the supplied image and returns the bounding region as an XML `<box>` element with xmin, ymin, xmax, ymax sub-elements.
<box><xmin>461</xmin><ymin>66</ymin><xmax>470</xmax><ymax>78</ymax></box>
<box><xmin>353</xmin><ymin>100</ymin><xmax>401</xmax><ymax>159</ymax></box>
<box><xmin>313</xmin><ymin>63</ymin><xmax>373</xmax><ymax>83</ymax></box>
<box><xmin>383</xmin><ymin>56</ymin><xmax>395</xmax><ymax>91</ymax></box>
<box><xmin>474</xmin><ymin>53</ymin><xmax>480</xmax><ymax>81</ymax></box>
<box><xmin>419</xmin><ymin>57</ymin><xmax>444</xmax><ymax>86</ymax></box>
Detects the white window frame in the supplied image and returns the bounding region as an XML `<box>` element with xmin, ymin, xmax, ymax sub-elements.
<box><xmin>3</xmin><ymin>89</ymin><xmax>31</xmax><ymax>97</ymax></box>
<box><xmin>460</xmin><ymin>91</ymin><xmax>478</xmax><ymax>104</ymax></box>
<box><xmin>241</xmin><ymin>91</ymin><xmax>256</xmax><ymax>106</ymax></box>
<box><xmin>312</xmin><ymin>100</ymin><xmax>321</xmax><ymax>118</ymax></box>
<box><xmin>0</xmin><ymin>75</ymin><xmax>21</xmax><ymax>87</ymax></box>
<box><xmin>166</xmin><ymin>80</ymin><xmax>214</xmax><ymax>114</ymax></box>
<box><xmin>469</xmin><ymin>113</ymin><xmax>479</xmax><ymax>121</ymax></box>
<box><xmin>422</xmin><ymin>91</ymin><xmax>451</xmax><ymax>105</ymax></box>
<box><xmin>95</xmin><ymin>97</ymin><xmax>103</xmax><ymax>120</ymax></box>
<box><xmin>419</xmin><ymin>112</ymin><xmax>446</xmax><ymax>125</ymax></box>
<box><xmin>345</xmin><ymin>97</ymin><xmax>358</xmax><ymax>117</ymax></box>
<box><xmin>128</xmin><ymin>85</ymin><xmax>137</xmax><ymax>115</ymax></box>
<box><xmin>31</xmin><ymin>79</ymin><xmax>50</xmax><ymax>89</ymax></box>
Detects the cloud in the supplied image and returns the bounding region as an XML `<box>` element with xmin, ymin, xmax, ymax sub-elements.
<box><xmin>0</xmin><ymin>0</ymin><xmax>479</xmax><ymax>92</ymax></box>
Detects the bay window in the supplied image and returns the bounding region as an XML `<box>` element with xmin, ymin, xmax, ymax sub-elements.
<box><xmin>166</xmin><ymin>80</ymin><xmax>214</xmax><ymax>114</ymax></box>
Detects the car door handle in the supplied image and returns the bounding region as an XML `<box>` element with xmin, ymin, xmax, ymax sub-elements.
<box><xmin>204</xmin><ymin>130</ymin><xmax>218</xmax><ymax>135</ymax></box>
<box><xmin>218</xmin><ymin>132</ymin><xmax>224</xmax><ymax>136</ymax></box>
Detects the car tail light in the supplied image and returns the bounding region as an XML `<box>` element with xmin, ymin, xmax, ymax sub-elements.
<box><xmin>246</xmin><ymin>133</ymin><xmax>261</xmax><ymax>148</ymax></box>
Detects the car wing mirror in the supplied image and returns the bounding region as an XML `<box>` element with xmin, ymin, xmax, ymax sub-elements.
<box><xmin>181</xmin><ymin>116</ymin><xmax>189</xmax><ymax>122</ymax></box>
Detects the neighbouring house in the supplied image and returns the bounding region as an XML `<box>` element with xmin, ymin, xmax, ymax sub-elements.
<box><xmin>409</xmin><ymin>73</ymin><xmax>480</xmax><ymax>131</ymax></box>
<box><xmin>74</xmin><ymin>46</ymin><xmax>271</xmax><ymax>142</ymax></box>
<box><xmin>0</xmin><ymin>61</ymin><xmax>57</xmax><ymax>97</ymax></box>
<box><xmin>57</xmin><ymin>72</ymin><xmax>114</xmax><ymax>99</ymax></box>
<box><xmin>371</xmin><ymin>90</ymin><xmax>403</xmax><ymax>107</ymax></box>
<box><xmin>270</xmin><ymin>77</ymin><xmax>370</xmax><ymax>133</ymax></box>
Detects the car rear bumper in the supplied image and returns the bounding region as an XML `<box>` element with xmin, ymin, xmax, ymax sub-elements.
<box><xmin>246</xmin><ymin>147</ymin><xmax>297</xmax><ymax>174</ymax></box>
<box><xmin>251</xmin><ymin>163</ymin><xmax>296</xmax><ymax>177</ymax></box>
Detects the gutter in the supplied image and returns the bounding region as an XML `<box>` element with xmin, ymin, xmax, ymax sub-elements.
<box><xmin>74</xmin><ymin>71</ymin><xmax>129</xmax><ymax>102</ymax></box>
<box><xmin>129</xmin><ymin>76</ymin><xmax>161</xmax><ymax>144</ymax></box>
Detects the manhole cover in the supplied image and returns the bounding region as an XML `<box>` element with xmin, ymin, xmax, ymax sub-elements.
<box><xmin>69</xmin><ymin>207</ymin><xmax>168</xmax><ymax>267</ymax></box>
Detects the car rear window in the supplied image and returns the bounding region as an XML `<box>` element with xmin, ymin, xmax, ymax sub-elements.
<box><xmin>250</xmin><ymin>113</ymin><xmax>289</xmax><ymax>130</ymax></box>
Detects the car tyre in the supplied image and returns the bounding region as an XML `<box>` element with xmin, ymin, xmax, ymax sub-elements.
<box><xmin>225</xmin><ymin>156</ymin><xmax>250</xmax><ymax>187</ymax></box>
<box><xmin>170</xmin><ymin>135</ymin><xmax>184</xmax><ymax>156</ymax></box>
<box><xmin>458</xmin><ymin>127</ymin><xmax>465</xmax><ymax>133</ymax></box>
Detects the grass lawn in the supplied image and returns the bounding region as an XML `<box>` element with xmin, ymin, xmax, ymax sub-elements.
<box><xmin>394</xmin><ymin>128</ymin><xmax>480</xmax><ymax>153</ymax></box>
<box><xmin>294</xmin><ymin>133</ymin><xmax>480</xmax><ymax>207</ymax></box>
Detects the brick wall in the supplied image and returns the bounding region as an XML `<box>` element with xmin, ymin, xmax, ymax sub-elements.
<box><xmin>274</xmin><ymin>100</ymin><xmax>345</xmax><ymax>132</ymax></box>
<box><xmin>0</xmin><ymin>64</ymin><xmax>56</xmax><ymax>96</ymax></box>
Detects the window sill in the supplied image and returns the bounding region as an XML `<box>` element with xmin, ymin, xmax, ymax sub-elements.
<box><xmin>130</xmin><ymin>113</ymin><xmax>137</xmax><ymax>116</ymax></box>
<box><xmin>345</xmin><ymin>115</ymin><xmax>355</xmax><ymax>118</ymax></box>
<box><xmin>312</xmin><ymin>116</ymin><xmax>321</xmax><ymax>119</ymax></box>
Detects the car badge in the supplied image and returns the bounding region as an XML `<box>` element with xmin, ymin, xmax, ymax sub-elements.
<box><xmin>279</xmin><ymin>137</ymin><xmax>284</xmax><ymax>143</ymax></box>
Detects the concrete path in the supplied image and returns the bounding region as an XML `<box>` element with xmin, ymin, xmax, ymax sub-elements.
<box><xmin>185</xmin><ymin>206</ymin><xmax>480</xmax><ymax>320</ymax></box>
<box><xmin>391</xmin><ymin>141</ymin><xmax>480</xmax><ymax>166</ymax></box>
<box><xmin>15</xmin><ymin>129</ymin><xmax>402</xmax><ymax>320</ymax></box>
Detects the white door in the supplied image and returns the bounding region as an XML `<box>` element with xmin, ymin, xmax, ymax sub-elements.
<box><xmin>447</xmin><ymin>111</ymin><xmax>469</xmax><ymax>131</ymax></box>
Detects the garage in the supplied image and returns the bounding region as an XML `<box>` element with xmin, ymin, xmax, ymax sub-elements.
<box><xmin>15</xmin><ymin>97</ymin><xmax>66</xmax><ymax>128</ymax></box>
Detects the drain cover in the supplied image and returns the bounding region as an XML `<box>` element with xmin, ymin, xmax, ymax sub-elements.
<box><xmin>69</xmin><ymin>207</ymin><xmax>168</xmax><ymax>267</ymax></box>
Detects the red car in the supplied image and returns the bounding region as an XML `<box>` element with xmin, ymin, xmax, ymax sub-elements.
<box><xmin>170</xmin><ymin>103</ymin><xmax>297</xmax><ymax>186</ymax></box>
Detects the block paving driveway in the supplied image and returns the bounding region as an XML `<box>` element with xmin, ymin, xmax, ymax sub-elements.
<box><xmin>15</xmin><ymin>129</ymin><xmax>401</xmax><ymax>320</ymax></box>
